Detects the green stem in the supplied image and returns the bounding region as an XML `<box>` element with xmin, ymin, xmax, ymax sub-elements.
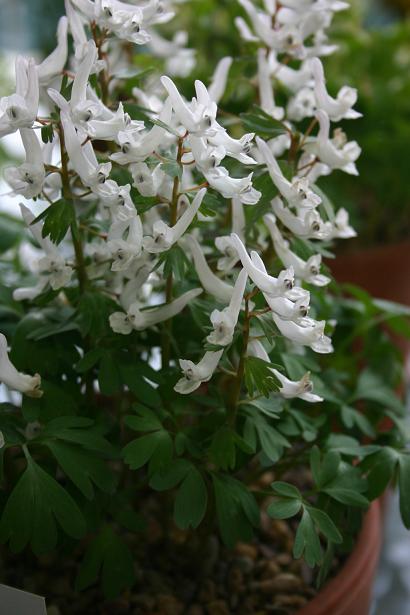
<box><xmin>161</xmin><ymin>136</ymin><xmax>185</xmax><ymax>370</ymax></box>
<box><xmin>228</xmin><ymin>297</ymin><xmax>251</xmax><ymax>427</ymax></box>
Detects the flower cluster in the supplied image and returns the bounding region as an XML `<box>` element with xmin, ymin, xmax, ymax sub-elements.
<box><xmin>0</xmin><ymin>0</ymin><xmax>360</xmax><ymax>407</ymax></box>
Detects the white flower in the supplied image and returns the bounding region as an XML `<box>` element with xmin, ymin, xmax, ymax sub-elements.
<box><xmin>143</xmin><ymin>188</ymin><xmax>206</xmax><ymax>254</ymax></box>
<box><xmin>14</xmin><ymin>204</ymin><xmax>73</xmax><ymax>300</ymax></box>
<box><xmin>48</xmin><ymin>41</ymin><xmax>102</xmax><ymax>130</ymax></box>
<box><xmin>110</xmin><ymin>287</ymin><xmax>202</xmax><ymax>334</ymax></box>
<box><xmin>175</xmin><ymin>349</ymin><xmax>224</xmax><ymax>394</ymax></box>
<box><xmin>311</xmin><ymin>57</ymin><xmax>361</xmax><ymax>121</ymax></box>
<box><xmin>257</xmin><ymin>137</ymin><xmax>321</xmax><ymax>211</ymax></box>
<box><xmin>272</xmin><ymin>197</ymin><xmax>333</xmax><ymax>240</ymax></box>
<box><xmin>208</xmin><ymin>130</ymin><xmax>256</xmax><ymax>165</ymax></box>
<box><xmin>161</xmin><ymin>76</ymin><xmax>217</xmax><ymax>136</ymax></box>
<box><xmin>107</xmin><ymin>212</ymin><xmax>143</xmax><ymax>271</ymax></box>
<box><xmin>287</xmin><ymin>87</ymin><xmax>316</xmax><ymax>121</ymax></box>
<box><xmin>182</xmin><ymin>235</ymin><xmax>233</xmax><ymax>303</ymax></box>
<box><xmin>88</xmin><ymin>102</ymin><xmax>143</xmax><ymax>141</ymax></box>
<box><xmin>231</xmin><ymin>233</ymin><xmax>305</xmax><ymax>300</ymax></box>
<box><xmin>273</xmin><ymin>313</ymin><xmax>333</xmax><ymax>354</ymax></box>
<box><xmin>0</xmin><ymin>431</ymin><xmax>4</xmax><ymax>449</ymax></box>
<box><xmin>0</xmin><ymin>56</ymin><xmax>39</xmax><ymax>138</ymax></box>
<box><xmin>130</xmin><ymin>162</ymin><xmax>166</xmax><ymax>198</ymax></box>
<box><xmin>214</xmin><ymin>197</ymin><xmax>245</xmax><ymax>271</ymax></box>
<box><xmin>270</xmin><ymin>368</ymin><xmax>323</xmax><ymax>402</ymax></box>
<box><xmin>148</xmin><ymin>30</ymin><xmax>196</xmax><ymax>78</ymax></box>
<box><xmin>264</xmin><ymin>214</ymin><xmax>331</xmax><ymax>286</ymax></box>
<box><xmin>98</xmin><ymin>182</ymin><xmax>134</xmax><ymax>215</ymax></box>
<box><xmin>269</xmin><ymin>53</ymin><xmax>313</xmax><ymax>93</ymax></box>
<box><xmin>60</xmin><ymin>112</ymin><xmax>112</xmax><ymax>190</ymax></box>
<box><xmin>208</xmin><ymin>56</ymin><xmax>233</xmax><ymax>104</ymax></box>
<box><xmin>331</xmin><ymin>207</ymin><xmax>357</xmax><ymax>239</ymax></box>
<box><xmin>204</xmin><ymin>167</ymin><xmax>261</xmax><ymax>205</ymax></box>
<box><xmin>248</xmin><ymin>339</ymin><xmax>270</xmax><ymax>363</ymax></box>
<box><xmin>37</xmin><ymin>16</ymin><xmax>68</xmax><ymax>85</ymax></box>
<box><xmin>304</xmin><ymin>110</ymin><xmax>361</xmax><ymax>175</ymax></box>
<box><xmin>111</xmin><ymin>98</ymin><xmax>173</xmax><ymax>164</ymax></box>
<box><xmin>0</xmin><ymin>333</ymin><xmax>42</xmax><ymax>398</ymax></box>
<box><xmin>207</xmin><ymin>269</ymin><xmax>248</xmax><ymax>346</ymax></box>
<box><xmin>257</xmin><ymin>48</ymin><xmax>284</xmax><ymax>121</ymax></box>
<box><xmin>4</xmin><ymin>129</ymin><xmax>45</xmax><ymax>199</ymax></box>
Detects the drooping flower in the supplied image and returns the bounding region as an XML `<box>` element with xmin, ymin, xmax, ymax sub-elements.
<box><xmin>231</xmin><ymin>233</ymin><xmax>306</xmax><ymax>300</ymax></box>
<box><xmin>110</xmin><ymin>288</ymin><xmax>202</xmax><ymax>334</ymax></box>
<box><xmin>270</xmin><ymin>368</ymin><xmax>323</xmax><ymax>402</ymax></box>
<box><xmin>0</xmin><ymin>333</ymin><xmax>42</xmax><ymax>398</ymax></box>
<box><xmin>174</xmin><ymin>349</ymin><xmax>224</xmax><ymax>394</ymax></box>
<box><xmin>215</xmin><ymin>197</ymin><xmax>245</xmax><ymax>272</ymax></box>
<box><xmin>264</xmin><ymin>214</ymin><xmax>331</xmax><ymax>286</ymax></box>
<box><xmin>161</xmin><ymin>75</ymin><xmax>217</xmax><ymax>136</ymax></box>
<box><xmin>311</xmin><ymin>57</ymin><xmax>361</xmax><ymax>121</ymax></box>
<box><xmin>208</xmin><ymin>56</ymin><xmax>233</xmax><ymax>104</ymax></box>
<box><xmin>148</xmin><ymin>30</ymin><xmax>196</xmax><ymax>78</ymax></box>
<box><xmin>0</xmin><ymin>56</ymin><xmax>39</xmax><ymax>138</ymax></box>
<box><xmin>107</xmin><ymin>211</ymin><xmax>144</xmax><ymax>272</ymax></box>
<box><xmin>204</xmin><ymin>167</ymin><xmax>261</xmax><ymax>205</ymax></box>
<box><xmin>272</xmin><ymin>197</ymin><xmax>332</xmax><ymax>240</ymax></box>
<box><xmin>37</xmin><ymin>16</ymin><xmax>68</xmax><ymax>85</ymax></box>
<box><xmin>273</xmin><ymin>312</ymin><xmax>333</xmax><ymax>354</ymax></box>
<box><xmin>207</xmin><ymin>268</ymin><xmax>248</xmax><ymax>346</ymax></box>
<box><xmin>182</xmin><ymin>235</ymin><xmax>233</xmax><ymax>303</ymax></box>
<box><xmin>304</xmin><ymin>110</ymin><xmax>361</xmax><ymax>175</ymax></box>
<box><xmin>257</xmin><ymin>137</ymin><xmax>321</xmax><ymax>211</ymax></box>
<box><xmin>330</xmin><ymin>208</ymin><xmax>357</xmax><ymax>239</ymax></box>
<box><xmin>257</xmin><ymin>48</ymin><xmax>284</xmax><ymax>121</ymax></box>
<box><xmin>130</xmin><ymin>162</ymin><xmax>166</xmax><ymax>198</ymax></box>
<box><xmin>4</xmin><ymin>129</ymin><xmax>45</xmax><ymax>199</ymax></box>
<box><xmin>143</xmin><ymin>188</ymin><xmax>206</xmax><ymax>254</ymax></box>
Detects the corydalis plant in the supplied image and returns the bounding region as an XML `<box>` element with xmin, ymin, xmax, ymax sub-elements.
<box><xmin>2</xmin><ymin>0</ymin><xmax>402</xmax><ymax>603</ymax></box>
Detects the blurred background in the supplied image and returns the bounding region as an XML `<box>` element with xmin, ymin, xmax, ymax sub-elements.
<box><xmin>0</xmin><ymin>0</ymin><xmax>410</xmax><ymax>612</ymax></box>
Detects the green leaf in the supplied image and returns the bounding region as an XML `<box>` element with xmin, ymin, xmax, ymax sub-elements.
<box><xmin>398</xmin><ymin>453</ymin><xmax>410</xmax><ymax>529</ymax></box>
<box><xmin>213</xmin><ymin>475</ymin><xmax>260</xmax><ymax>547</ymax></box>
<box><xmin>0</xmin><ymin>453</ymin><xmax>86</xmax><ymax>554</ymax></box>
<box><xmin>76</xmin><ymin>526</ymin><xmax>135</xmax><ymax>599</ymax></box>
<box><xmin>210</xmin><ymin>427</ymin><xmax>237</xmax><ymax>470</ymax></box>
<box><xmin>244</xmin><ymin>356</ymin><xmax>281</xmax><ymax>398</ymax></box>
<box><xmin>353</xmin><ymin>370</ymin><xmax>405</xmax><ymax>416</ymax></box>
<box><xmin>324</xmin><ymin>488</ymin><xmax>369</xmax><ymax>508</ymax></box>
<box><xmin>98</xmin><ymin>353</ymin><xmax>122</xmax><ymax>396</ymax></box>
<box><xmin>240</xmin><ymin>106</ymin><xmax>286</xmax><ymax>138</ymax></box>
<box><xmin>306</xmin><ymin>507</ymin><xmax>342</xmax><ymax>544</ymax></box>
<box><xmin>126</xmin><ymin>406</ymin><xmax>163</xmax><ymax>432</ymax></box>
<box><xmin>293</xmin><ymin>509</ymin><xmax>322</xmax><ymax>567</ymax></box>
<box><xmin>160</xmin><ymin>160</ymin><xmax>182</xmax><ymax>180</ymax></box>
<box><xmin>0</xmin><ymin>214</ymin><xmax>23</xmax><ymax>254</ymax></box>
<box><xmin>47</xmin><ymin>441</ymin><xmax>116</xmax><ymax>500</ymax></box>
<box><xmin>123</xmin><ymin>430</ymin><xmax>172</xmax><ymax>472</ymax></box>
<box><xmin>75</xmin><ymin>348</ymin><xmax>103</xmax><ymax>373</ymax></box>
<box><xmin>174</xmin><ymin>468</ymin><xmax>208</xmax><ymax>530</ymax></box>
<box><xmin>38</xmin><ymin>199</ymin><xmax>74</xmax><ymax>245</ymax></box>
<box><xmin>271</xmin><ymin>481</ymin><xmax>301</xmax><ymax>499</ymax></box>
<box><xmin>149</xmin><ymin>459</ymin><xmax>192</xmax><ymax>491</ymax></box>
<box><xmin>267</xmin><ymin>498</ymin><xmax>302</xmax><ymax>520</ymax></box>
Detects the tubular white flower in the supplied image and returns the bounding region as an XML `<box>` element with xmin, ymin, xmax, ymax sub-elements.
<box><xmin>182</xmin><ymin>235</ymin><xmax>233</xmax><ymax>303</ymax></box>
<box><xmin>215</xmin><ymin>197</ymin><xmax>245</xmax><ymax>272</ymax></box>
<box><xmin>60</xmin><ymin>112</ymin><xmax>112</xmax><ymax>190</ymax></box>
<box><xmin>269</xmin><ymin>53</ymin><xmax>313</xmax><ymax>93</ymax></box>
<box><xmin>143</xmin><ymin>188</ymin><xmax>206</xmax><ymax>254</ymax></box>
<box><xmin>174</xmin><ymin>349</ymin><xmax>224</xmax><ymax>395</ymax></box>
<box><xmin>208</xmin><ymin>56</ymin><xmax>233</xmax><ymax>104</ymax></box>
<box><xmin>110</xmin><ymin>287</ymin><xmax>202</xmax><ymax>334</ymax></box>
<box><xmin>111</xmin><ymin>98</ymin><xmax>173</xmax><ymax>165</ymax></box>
<box><xmin>273</xmin><ymin>313</ymin><xmax>333</xmax><ymax>354</ymax></box>
<box><xmin>107</xmin><ymin>212</ymin><xmax>144</xmax><ymax>272</ymax></box>
<box><xmin>161</xmin><ymin>76</ymin><xmax>216</xmax><ymax>136</ymax></box>
<box><xmin>257</xmin><ymin>48</ymin><xmax>284</xmax><ymax>121</ymax></box>
<box><xmin>304</xmin><ymin>110</ymin><xmax>361</xmax><ymax>175</ymax></box>
<box><xmin>231</xmin><ymin>233</ymin><xmax>303</xmax><ymax>300</ymax></box>
<box><xmin>287</xmin><ymin>87</ymin><xmax>316</xmax><ymax>121</ymax></box>
<box><xmin>257</xmin><ymin>137</ymin><xmax>321</xmax><ymax>210</ymax></box>
<box><xmin>311</xmin><ymin>57</ymin><xmax>361</xmax><ymax>121</ymax></box>
<box><xmin>272</xmin><ymin>197</ymin><xmax>333</xmax><ymax>239</ymax></box>
<box><xmin>4</xmin><ymin>129</ymin><xmax>45</xmax><ymax>199</ymax></box>
<box><xmin>148</xmin><ymin>30</ymin><xmax>196</xmax><ymax>78</ymax></box>
<box><xmin>331</xmin><ymin>208</ymin><xmax>357</xmax><ymax>239</ymax></box>
<box><xmin>264</xmin><ymin>214</ymin><xmax>331</xmax><ymax>286</ymax></box>
<box><xmin>0</xmin><ymin>333</ymin><xmax>42</xmax><ymax>398</ymax></box>
<box><xmin>0</xmin><ymin>57</ymin><xmax>39</xmax><ymax>138</ymax></box>
<box><xmin>16</xmin><ymin>204</ymin><xmax>73</xmax><ymax>296</ymax></box>
<box><xmin>270</xmin><ymin>368</ymin><xmax>323</xmax><ymax>402</ymax></box>
<box><xmin>37</xmin><ymin>16</ymin><xmax>68</xmax><ymax>85</ymax></box>
<box><xmin>204</xmin><ymin>167</ymin><xmax>260</xmax><ymax>205</ymax></box>
<box><xmin>207</xmin><ymin>268</ymin><xmax>248</xmax><ymax>346</ymax></box>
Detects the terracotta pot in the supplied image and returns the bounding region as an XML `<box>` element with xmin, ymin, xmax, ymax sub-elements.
<box><xmin>296</xmin><ymin>501</ymin><xmax>382</xmax><ymax>615</ymax></box>
<box><xmin>328</xmin><ymin>242</ymin><xmax>410</xmax><ymax>306</ymax></box>
<box><xmin>328</xmin><ymin>242</ymin><xmax>410</xmax><ymax>379</ymax></box>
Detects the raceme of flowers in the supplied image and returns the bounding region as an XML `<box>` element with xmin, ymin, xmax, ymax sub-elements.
<box><xmin>0</xmin><ymin>0</ymin><xmax>361</xmax><ymax>406</ymax></box>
